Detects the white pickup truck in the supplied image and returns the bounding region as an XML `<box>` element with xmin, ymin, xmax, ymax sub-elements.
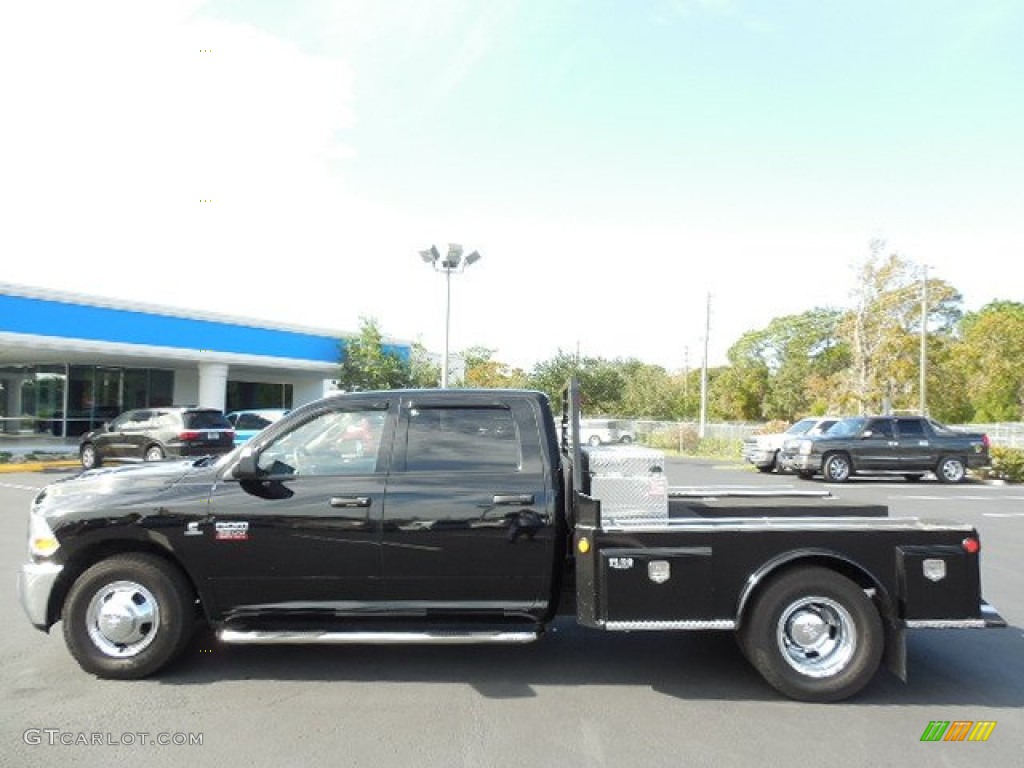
<box><xmin>742</xmin><ymin>417</ymin><xmax>839</xmax><ymax>473</ymax></box>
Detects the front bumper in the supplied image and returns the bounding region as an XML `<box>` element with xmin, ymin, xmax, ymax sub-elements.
<box><xmin>742</xmin><ymin>448</ymin><xmax>776</xmax><ymax>467</ymax></box>
<box><xmin>785</xmin><ymin>454</ymin><xmax>820</xmax><ymax>472</ymax></box>
<box><xmin>18</xmin><ymin>561</ymin><xmax>64</xmax><ymax>630</ymax></box>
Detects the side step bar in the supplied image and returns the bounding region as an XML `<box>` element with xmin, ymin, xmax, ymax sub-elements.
<box><xmin>218</xmin><ymin>629</ymin><xmax>540</xmax><ymax>646</ymax></box>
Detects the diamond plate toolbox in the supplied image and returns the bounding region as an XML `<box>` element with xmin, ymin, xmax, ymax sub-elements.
<box><xmin>583</xmin><ymin>446</ymin><xmax>668</xmax><ymax>520</ymax></box>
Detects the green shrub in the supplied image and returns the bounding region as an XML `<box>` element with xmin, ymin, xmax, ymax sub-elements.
<box><xmin>989</xmin><ymin>446</ymin><xmax>1024</xmax><ymax>483</ymax></box>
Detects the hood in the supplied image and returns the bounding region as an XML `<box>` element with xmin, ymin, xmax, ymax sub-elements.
<box><xmin>32</xmin><ymin>459</ymin><xmax>202</xmax><ymax>517</ymax></box>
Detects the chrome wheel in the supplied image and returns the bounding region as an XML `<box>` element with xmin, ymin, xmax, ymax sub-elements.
<box><xmin>823</xmin><ymin>453</ymin><xmax>851</xmax><ymax>483</ymax></box>
<box><xmin>739</xmin><ymin>566</ymin><xmax>883</xmax><ymax>701</ymax></box>
<box><xmin>85</xmin><ymin>580</ymin><xmax>161</xmax><ymax>658</ymax></box>
<box><xmin>80</xmin><ymin>443</ymin><xmax>99</xmax><ymax>470</ymax></box>
<box><xmin>776</xmin><ymin>597</ymin><xmax>856</xmax><ymax>679</ymax></box>
<box><xmin>937</xmin><ymin>457</ymin><xmax>966</xmax><ymax>483</ymax></box>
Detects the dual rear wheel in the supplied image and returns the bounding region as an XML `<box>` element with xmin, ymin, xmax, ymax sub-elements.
<box><xmin>738</xmin><ymin>566</ymin><xmax>883</xmax><ymax>702</ymax></box>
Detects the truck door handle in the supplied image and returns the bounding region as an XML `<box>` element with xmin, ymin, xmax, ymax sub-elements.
<box><xmin>493</xmin><ymin>494</ymin><xmax>535</xmax><ymax>505</ymax></box>
<box><xmin>330</xmin><ymin>496</ymin><xmax>372</xmax><ymax>508</ymax></box>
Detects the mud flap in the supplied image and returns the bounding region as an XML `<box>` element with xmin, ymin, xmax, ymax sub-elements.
<box><xmin>884</xmin><ymin>620</ymin><xmax>907</xmax><ymax>682</ymax></box>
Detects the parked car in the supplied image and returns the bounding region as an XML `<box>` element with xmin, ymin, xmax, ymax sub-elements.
<box><xmin>225</xmin><ymin>409</ymin><xmax>289</xmax><ymax>445</ymax></box>
<box><xmin>783</xmin><ymin>415</ymin><xmax>990</xmax><ymax>483</ymax></box>
<box><xmin>743</xmin><ymin>417</ymin><xmax>841</xmax><ymax>473</ymax></box>
<box><xmin>78</xmin><ymin>407</ymin><xmax>235</xmax><ymax>469</ymax></box>
<box><xmin>578</xmin><ymin>418</ymin><xmax>635</xmax><ymax>446</ymax></box>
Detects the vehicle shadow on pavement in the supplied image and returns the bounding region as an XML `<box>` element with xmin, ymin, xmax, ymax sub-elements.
<box><xmin>161</xmin><ymin>617</ymin><xmax>1024</xmax><ymax>707</ymax></box>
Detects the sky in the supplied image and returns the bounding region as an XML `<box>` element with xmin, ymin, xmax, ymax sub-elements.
<box><xmin>2</xmin><ymin>0</ymin><xmax>1022</xmax><ymax>371</ymax></box>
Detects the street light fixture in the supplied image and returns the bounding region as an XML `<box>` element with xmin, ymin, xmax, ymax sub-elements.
<box><xmin>420</xmin><ymin>243</ymin><xmax>482</xmax><ymax>388</ymax></box>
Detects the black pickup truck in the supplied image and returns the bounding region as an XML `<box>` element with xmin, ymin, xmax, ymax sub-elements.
<box><xmin>18</xmin><ymin>382</ymin><xmax>1005</xmax><ymax>702</ymax></box>
<box><xmin>780</xmin><ymin>415</ymin><xmax>990</xmax><ymax>483</ymax></box>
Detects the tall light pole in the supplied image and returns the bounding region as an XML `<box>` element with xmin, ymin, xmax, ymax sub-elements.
<box><xmin>420</xmin><ymin>243</ymin><xmax>481</xmax><ymax>388</ymax></box>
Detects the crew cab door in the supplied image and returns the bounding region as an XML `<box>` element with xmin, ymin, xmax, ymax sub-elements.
<box><xmin>856</xmin><ymin>417</ymin><xmax>899</xmax><ymax>470</ymax></box>
<box><xmin>894</xmin><ymin>417</ymin><xmax>936</xmax><ymax>470</ymax></box>
<box><xmin>380</xmin><ymin>396</ymin><xmax>555</xmax><ymax>620</ymax></box>
<box><xmin>196</xmin><ymin>398</ymin><xmax>395</xmax><ymax>619</ymax></box>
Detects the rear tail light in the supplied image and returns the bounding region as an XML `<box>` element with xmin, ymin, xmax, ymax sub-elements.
<box><xmin>179</xmin><ymin>430</ymin><xmax>201</xmax><ymax>440</ymax></box>
<box><xmin>962</xmin><ymin>537</ymin><xmax>980</xmax><ymax>554</ymax></box>
<box><xmin>982</xmin><ymin>434</ymin><xmax>991</xmax><ymax>449</ymax></box>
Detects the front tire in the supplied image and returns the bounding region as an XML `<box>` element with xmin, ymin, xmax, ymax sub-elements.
<box><xmin>822</xmin><ymin>452</ymin><xmax>852</xmax><ymax>483</ymax></box>
<box><xmin>739</xmin><ymin>566</ymin><xmax>883</xmax><ymax>702</ymax></box>
<box><xmin>936</xmin><ymin>456</ymin><xmax>966</xmax><ymax>484</ymax></box>
<box><xmin>80</xmin><ymin>443</ymin><xmax>101</xmax><ymax>470</ymax></box>
<box><xmin>62</xmin><ymin>554</ymin><xmax>195</xmax><ymax>679</ymax></box>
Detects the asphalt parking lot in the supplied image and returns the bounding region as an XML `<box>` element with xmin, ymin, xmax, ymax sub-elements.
<box><xmin>2</xmin><ymin>461</ymin><xmax>1022</xmax><ymax>768</ymax></box>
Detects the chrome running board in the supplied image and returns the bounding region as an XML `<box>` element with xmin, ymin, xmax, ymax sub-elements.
<box><xmin>218</xmin><ymin>629</ymin><xmax>539</xmax><ymax>645</ymax></box>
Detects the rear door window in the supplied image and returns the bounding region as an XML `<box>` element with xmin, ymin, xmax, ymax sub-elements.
<box><xmin>185</xmin><ymin>411</ymin><xmax>232</xmax><ymax>429</ymax></box>
<box><xmin>404</xmin><ymin>406</ymin><xmax>520</xmax><ymax>472</ymax></box>
<box><xmin>896</xmin><ymin>419</ymin><xmax>926</xmax><ymax>439</ymax></box>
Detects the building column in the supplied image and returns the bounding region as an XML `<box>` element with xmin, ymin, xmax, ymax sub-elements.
<box><xmin>4</xmin><ymin>375</ymin><xmax>26</xmax><ymax>434</ymax></box>
<box><xmin>292</xmin><ymin>378</ymin><xmax>331</xmax><ymax>408</ymax></box>
<box><xmin>197</xmin><ymin>363</ymin><xmax>229</xmax><ymax>411</ymax></box>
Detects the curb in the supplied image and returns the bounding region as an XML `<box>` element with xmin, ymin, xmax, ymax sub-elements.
<box><xmin>0</xmin><ymin>460</ymin><xmax>80</xmax><ymax>474</ymax></box>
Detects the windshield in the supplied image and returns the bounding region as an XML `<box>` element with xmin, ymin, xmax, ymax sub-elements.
<box><xmin>827</xmin><ymin>417</ymin><xmax>867</xmax><ymax>438</ymax></box>
<box><xmin>785</xmin><ymin>418</ymin><xmax>818</xmax><ymax>436</ymax></box>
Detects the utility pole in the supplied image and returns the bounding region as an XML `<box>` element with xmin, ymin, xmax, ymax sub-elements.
<box><xmin>919</xmin><ymin>264</ymin><xmax>928</xmax><ymax>415</ymax></box>
<box><xmin>683</xmin><ymin>346</ymin><xmax>689</xmax><ymax>419</ymax></box>
<box><xmin>699</xmin><ymin>293</ymin><xmax>710</xmax><ymax>439</ymax></box>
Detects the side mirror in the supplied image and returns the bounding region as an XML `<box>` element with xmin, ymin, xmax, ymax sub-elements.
<box><xmin>232</xmin><ymin>454</ymin><xmax>259</xmax><ymax>479</ymax></box>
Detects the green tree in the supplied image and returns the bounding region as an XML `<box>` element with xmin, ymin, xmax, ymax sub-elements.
<box><xmin>840</xmin><ymin>245</ymin><xmax>961</xmax><ymax>413</ymax></box>
<box><xmin>408</xmin><ymin>342</ymin><xmax>441</xmax><ymax>388</ymax></box>
<box><xmin>951</xmin><ymin>301</ymin><xmax>1024</xmax><ymax>421</ymax></box>
<box><xmin>527</xmin><ymin>351</ymin><xmax>626</xmax><ymax>415</ymax></box>
<box><xmin>337</xmin><ymin>317</ymin><xmax>416</xmax><ymax>392</ymax></box>
<box><xmin>618</xmin><ymin>364</ymin><xmax>683</xmax><ymax>420</ymax></box>
<box><xmin>461</xmin><ymin>346</ymin><xmax>528</xmax><ymax>389</ymax></box>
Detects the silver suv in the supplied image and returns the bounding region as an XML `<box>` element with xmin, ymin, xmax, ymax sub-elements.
<box><xmin>579</xmin><ymin>418</ymin><xmax>636</xmax><ymax>446</ymax></box>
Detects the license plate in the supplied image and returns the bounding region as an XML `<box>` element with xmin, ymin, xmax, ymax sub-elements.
<box><xmin>206</xmin><ymin>432</ymin><xmax>220</xmax><ymax>441</ymax></box>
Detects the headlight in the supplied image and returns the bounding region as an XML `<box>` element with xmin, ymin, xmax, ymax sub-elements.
<box><xmin>798</xmin><ymin>439</ymin><xmax>813</xmax><ymax>456</ymax></box>
<box><xmin>29</xmin><ymin>514</ymin><xmax>60</xmax><ymax>558</ymax></box>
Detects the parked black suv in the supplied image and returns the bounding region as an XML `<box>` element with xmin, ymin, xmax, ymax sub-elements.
<box><xmin>78</xmin><ymin>407</ymin><xmax>235</xmax><ymax>469</ymax></box>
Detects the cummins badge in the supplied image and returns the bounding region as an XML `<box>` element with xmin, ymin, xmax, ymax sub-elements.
<box><xmin>648</xmin><ymin>560</ymin><xmax>671</xmax><ymax>584</ymax></box>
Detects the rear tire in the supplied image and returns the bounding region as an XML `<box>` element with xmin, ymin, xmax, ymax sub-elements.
<box><xmin>62</xmin><ymin>554</ymin><xmax>195</xmax><ymax>679</ymax></box>
<box><xmin>739</xmin><ymin>566</ymin><xmax>883</xmax><ymax>702</ymax></box>
<box><xmin>144</xmin><ymin>445</ymin><xmax>165</xmax><ymax>462</ymax></box>
<box><xmin>936</xmin><ymin>456</ymin><xmax>966</xmax><ymax>484</ymax></box>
